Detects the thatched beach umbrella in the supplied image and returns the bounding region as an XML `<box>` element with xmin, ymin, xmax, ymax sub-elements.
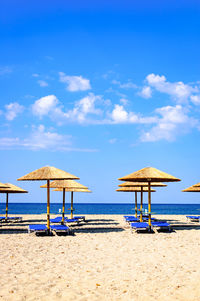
<box><xmin>182</xmin><ymin>185</ymin><xmax>200</xmax><ymax>192</ymax></box>
<box><xmin>18</xmin><ymin>166</ymin><xmax>79</xmax><ymax>232</ymax></box>
<box><xmin>119</xmin><ymin>167</ymin><xmax>181</xmax><ymax>228</ymax></box>
<box><xmin>192</xmin><ymin>182</ymin><xmax>200</xmax><ymax>188</ymax></box>
<box><xmin>0</xmin><ymin>183</ymin><xmax>28</xmax><ymax>220</ymax></box>
<box><xmin>0</xmin><ymin>182</ymin><xmax>10</xmax><ymax>188</ymax></box>
<box><xmin>53</xmin><ymin>187</ymin><xmax>91</xmax><ymax>219</ymax></box>
<box><xmin>116</xmin><ymin>186</ymin><xmax>156</xmax><ymax>219</ymax></box>
<box><xmin>118</xmin><ymin>182</ymin><xmax>167</xmax><ymax>221</ymax></box>
<box><xmin>40</xmin><ymin>180</ymin><xmax>88</xmax><ymax>222</ymax></box>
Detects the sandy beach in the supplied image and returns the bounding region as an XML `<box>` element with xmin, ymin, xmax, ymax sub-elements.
<box><xmin>0</xmin><ymin>214</ymin><xmax>199</xmax><ymax>301</ymax></box>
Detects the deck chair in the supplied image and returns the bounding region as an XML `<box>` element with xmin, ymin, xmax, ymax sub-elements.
<box><xmin>130</xmin><ymin>222</ymin><xmax>150</xmax><ymax>232</ymax></box>
<box><xmin>186</xmin><ymin>216</ymin><xmax>200</xmax><ymax>222</ymax></box>
<box><xmin>124</xmin><ymin>216</ymin><xmax>138</xmax><ymax>222</ymax></box>
<box><xmin>151</xmin><ymin>222</ymin><xmax>171</xmax><ymax>232</ymax></box>
<box><xmin>50</xmin><ymin>225</ymin><xmax>74</xmax><ymax>235</ymax></box>
<box><xmin>73</xmin><ymin>216</ymin><xmax>86</xmax><ymax>221</ymax></box>
<box><xmin>28</xmin><ymin>224</ymin><xmax>48</xmax><ymax>234</ymax></box>
<box><xmin>50</xmin><ymin>217</ymin><xmax>68</xmax><ymax>223</ymax></box>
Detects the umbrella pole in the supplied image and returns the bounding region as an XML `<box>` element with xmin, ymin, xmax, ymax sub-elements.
<box><xmin>5</xmin><ymin>193</ymin><xmax>8</xmax><ymax>221</ymax></box>
<box><xmin>135</xmin><ymin>192</ymin><xmax>137</xmax><ymax>218</ymax></box>
<box><xmin>62</xmin><ymin>188</ymin><xmax>65</xmax><ymax>224</ymax></box>
<box><xmin>140</xmin><ymin>186</ymin><xmax>143</xmax><ymax>222</ymax></box>
<box><xmin>71</xmin><ymin>192</ymin><xmax>73</xmax><ymax>219</ymax></box>
<box><xmin>148</xmin><ymin>181</ymin><xmax>151</xmax><ymax>229</ymax></box>
<box><xmin>47</xmin><ymin>180</ymin><xmax>50</xmax><ymax>232</ymax></box>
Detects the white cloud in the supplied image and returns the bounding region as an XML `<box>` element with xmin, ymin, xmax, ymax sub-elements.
<box><xmin>190</xmin><ymin>95</ymin><xmax>200</xmax><ymax>105</ymax></box>
<box><xmin>5</xmin><ymin>102</ymin><xmax>24</xmax><ymax>121</ymax></box>
<box><xmin>23</xmin><ymin>124</ymin><xmax>72</xmax><ymax>150</ymax></box>
<box><xmin>0</xmin><ymin>125</ymin><xmax>96</xmax><ymax>152</ymax></box>
<box><xmin>141</xmin><ymin>105</ymin><xmax>197</xmax><ymax>142</ymax></box>
<box><xmin>138</xmin><ymin>86</ymin><xmax>152</xmax><ymax>99</ymax></box>
<box><xmin>59</xmin><ymin>72</ymin><xmax>91</xmax><ymax>92</ymax></box>
<box><xmin>110</xmin><ymin>104</ymin><xmax>156</xmax><ymax>125</ymax></box>
<box><xmin>146</xmin><ymin>73</ymin><xmax>195</xmax><ymax>102</ymax></box>
<box><xmin>111</xmin><ymin>105</ymin><xmax>129</xmax><ymax>123</ymax></box>
<box><xmin>120</xmin><ymin>98</ymin><xmax>128</xmax><ymax>105</ymax></box>
<box><xmin>112</xmin><ymin>80</ymin><xmax>137</xmax><ymax>89</ymax></box>
<box><xmin>32</xmin><ymin>95</ymin><xmax>59</xmax><ymax>117</ymax></box>
<box><xmin>64</xmin><ymin>93</ymin><xmax>102</xmax><ymax>124</ymax></box>
<box><xmin>109</xmin><ymin>138</ymin><xmax>117</xmax><ymax>144</ymax></box>
<box><xmin>37</xmin><ymin>80</ymin><xmax>48</xmax><ymax>87</ymax></box>
<box><xmin>32</xmin><ymin>73</ymin><xmax>39</xmax><ymax>77</ymax></box>
<box><xmin>0</xmin><ymin>66</ymin><xmax>12</xmax><ymax>75</ymax></box>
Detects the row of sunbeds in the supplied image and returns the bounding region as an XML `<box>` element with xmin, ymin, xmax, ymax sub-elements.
<box><xmin>124</xmin><ymin>215</ymin><xmax>172</xmax><ymax>232</ymax></box>
<box><xmin>0</xmin><ymin>216</ymin><xmax>22</xmax><ymax>222</ymax></box>
<box><xmin>28</xmin><ymin>215</ymin><xmax>86</xmax><ymax>235</ymax></box>
<box><xmin>186</xmin><ymin>215</ymin><xmax>200</xmax><ymax>222</ymax></box>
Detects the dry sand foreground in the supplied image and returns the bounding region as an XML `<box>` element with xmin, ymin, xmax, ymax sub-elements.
<box><xmin>0</xmin><ymin>214</ymin><xmax>200</xmax><ymax>301</ymax></box>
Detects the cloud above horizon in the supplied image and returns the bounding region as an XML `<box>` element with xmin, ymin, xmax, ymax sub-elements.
<box><xmin>1</xmin><ymin>72</ymin><xmax>200</xmax><ymax>147</ymax></box>
<box><xmin>59</xmin><ymin>72</ymin><xmax>91</xmax><ymax>92</ymax></box>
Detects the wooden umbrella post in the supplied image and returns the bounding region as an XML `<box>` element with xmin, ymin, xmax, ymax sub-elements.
<box><xmin>140</xmin><ymin>186</ymin><xmax>143</xmax><ymax>222</ymax></box>
<box><xmin>62</xmin><ymin>188</ymin><xmax>65</xmax><ymax>224</ymax></box>
<box><xmin>135</xmin><ymin>191</ymin><xmax>137</xmax><ymax>218</ymax></box>
<box><xmin>5</xmin><ymin>193</ymin><xmax>8</xmax><ymax>220</ymax></box>
<box><xmin>71</xmin><ymin>191</ymin><xmax>73</xmax><ymax>219</ymax></box>
<box><xmin>47</xmin><ymin>180</ymin><xmax>50</xmax><ymax>231</ymax></box>
<box><xmin>148</xmin><ymin>181</ymin><xmax>151</xmax><ymax>228</ymax></box>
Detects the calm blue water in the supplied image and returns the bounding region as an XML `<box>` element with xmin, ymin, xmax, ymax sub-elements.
<box><xmin>0</xmin><ymin>203</ymin><xmax>199</xmax><ymax>215</ymax></box>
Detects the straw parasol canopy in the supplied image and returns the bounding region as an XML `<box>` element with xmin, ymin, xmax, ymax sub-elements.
<box><xmin>118</xmin><ymin>181</ymin><xmax>167</xmax><ymax>187</ymax></box>
<box><xmin>118</xmin><ymin>167</ymin><xmax>180</xmax><ymax>228</ymax></box>
<box><xmin>0</xmin><ymin>182</ymin><xmax>10</xmax><ymax>188</ymax></box>
<box><xmin>54</xmin><ymin>188</ymin><xmax>91</xmax><ymax>192</ymax></box>
<box><xmin>18</xmin><ymin>166</ymin><xmax>79</xmax><ymax>181</ymax></box>
<box><xmin>40</xmin><ymin>180</ymin><xmax>88</xmax><ymax>189</ymax></box>
<box><xmin>18</xmin><ymin>166</ymin><xmax>79</xmax><ymax>232</ymax></box>
<box><xmin>0</xmin><ymin>183</ymin><xmax>28</xmax><ymax>219</ymax></box>
<box><xmin>192</xmin><ymin>182</ymin><xmax>200</xmax><ymax>188</ymax></box>
<box><xmin>182</xmin><ymin>186</ymin><xmax>200</xmax><ymax>192</ymax></box>
<box><xmin>118</xmin><ymin>167</ymin><xmax>181</xmax><ymax>182</ymax></box>
<box><xmin>40</xmin><ymin>180</ymin><xmax>88</xmax><ymax>222</ymax></box>
<box><xmin>116</xmin><ymin>187</ymin><xmax>156</xmax><ymax>192</ymax></box>
<box><xmin>53</xmin><ymin>185</ymin><xmax>91</xmax><ymax>219</ymax></box>
<box><xmin>0</xmin><ymin>183</ymin><xmax>28</xmax><ymax>193</ymax></box>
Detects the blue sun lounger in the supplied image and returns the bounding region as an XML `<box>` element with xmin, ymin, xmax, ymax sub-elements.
<box><xmin>0</xmin><ymin>216</ymin><xmax>22</xmax><ymax>222</ymax></box>
<box><xmin>124</xmin><ymin>216</ymin><xmax>139</xmax><ymax>222</ymax></box>
<box><xmin>65</xmin><ymin>218</ymin><xmax>80</xmax><ymax>224</ymax></box>
<box><xmin>151</xmin><ymin>222</ymin><xmax>171</xmax><ymax>232</ymax></box>
<box><xmin>50</xmin><ymin>217</ymin><xmax>68</xmax><ymax>223</ymax></box>
<box><xmin>28</xmin><ymin>224</ymin><xmax>48</xmax><ymax>234</ymax></box>
<box><xmin>130</xmin><ymin>222</ymin><xmax>150</xmax><ymax>232</ymax></box>
<box><xmin>50</xmin><ymin>225</ymin><xmax>74</xmax><ymax>235</ymax></box>
<box><xmin>73</xmin><ymin>216</ymin><xmax>86</xmax><ymax>221</ymax></box>
<box><xmin>186</xmin><ymin>216</ymin><xmax>200</xmax><ymax>222</ymax></box>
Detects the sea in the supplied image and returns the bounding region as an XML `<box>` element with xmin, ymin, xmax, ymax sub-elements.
<box><xmin>0</xmin><ymin>203</ymin><xmax>200</xmax><ymax>215</ymax></box>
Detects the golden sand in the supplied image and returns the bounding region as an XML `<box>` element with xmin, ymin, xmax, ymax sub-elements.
<box><xmin>0</xmin><ymin>214</ymin><xmax>199</xmax><ymax>301</ymax></box>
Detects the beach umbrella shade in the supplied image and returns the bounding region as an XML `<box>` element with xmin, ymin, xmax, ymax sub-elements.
<box><xmin>0</xmin><ymin>183</ymin><xmax>28</xmax><ymax>220</ymax></box>
<box><xmin>40</xmin><ymin>180</ymin><xmax>89</xmax><ymax>222</ymax></box>
<box><xmin>118</xmin><ymin>167</ymin><xmax>181</xmax><ymax>228</ymax></box>
<box><xmin>118</xmin><ymin>182</ymin><xmax>167</xmax><ymax>221</ymax></box>
<box><xmin>53</xmin><ymin>187</ymin><xmax>91</xmax><ymax>219</ymax></box>
<box><xmin>116</xmin><ymin>186</ymin><xmax>156</xmax><ymax>219</ymax></box>
<box><xmin>17</xmin><ymin>166</ymin><xmax>79</xmax><ymax>232</ymax></box>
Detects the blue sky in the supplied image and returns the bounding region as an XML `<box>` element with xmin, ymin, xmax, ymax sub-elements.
<box><xmin>1</xmin><ymin>0</ymin><xmax>200</xmax><ymax>204</ymax></box>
